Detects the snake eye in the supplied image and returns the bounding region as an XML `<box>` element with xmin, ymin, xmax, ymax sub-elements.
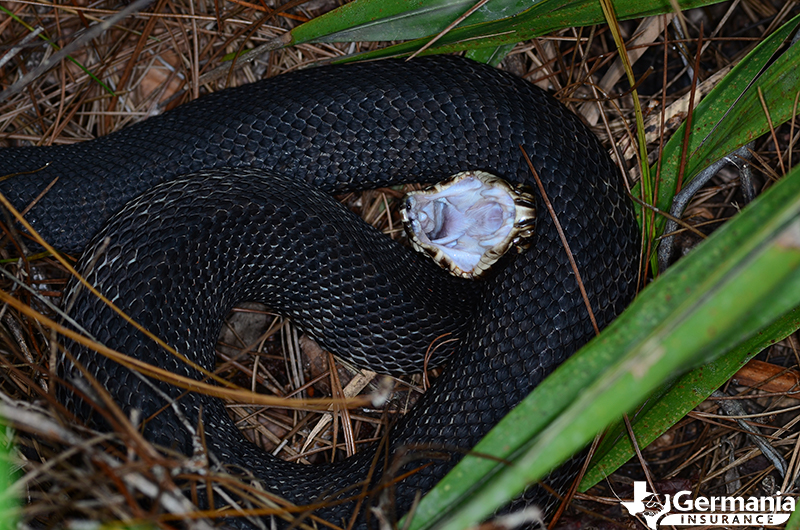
<box><xmin>400</xmin><ymin>170</ymin><xmax>536</xmax><ymax>279</ymax></box>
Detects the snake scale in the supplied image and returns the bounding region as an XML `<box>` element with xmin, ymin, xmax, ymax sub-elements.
<box><xmin>0</xmin><ymin>56</ymin><xmax>639</xmax><ymax>528</ymax></box>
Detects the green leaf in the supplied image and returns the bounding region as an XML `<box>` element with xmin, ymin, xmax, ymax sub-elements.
<box><xmin>290</xmin><ymin>0</ymin><xmax>539</xmax><ymax>43</ymax></box>
<box><xmin>405</xmin><ymin>155</ymin><xmax>800</xmax><ymax>530</ymax></box>
<box><xmin>644</xmin><ymin>12</ymin><xmax>800</xmax><ymax>225</ymax></box>
<box><xmin>787</xmin><ymin>503</ymin><xmax>800</xmax><ymax>530</ymax></box>
<box><xmin>0</xmin><ymin>421</ymin><xmax>17</xmax><ymax>530</ymax></box>
<box><xmin>582</xmin><ymin>10</ymin><xmax>800</xmax><ymax>496</ymax></box>
<box><xmin>581</xmin><ymin>306</ymin><xmax>800</xmax><ymax>491</ymax></box>
<box><xmin>297</xmin><ymin>0</ymin><xmax>725</xmax><ymax>61</ymax></box>
<box><xmin>464</xmin><ymin>44</ymin><xmax>515</xmax><ymax>65</ymax></box>
<box><xmin>271</xmin><ymin>0</ymin><xmax>725</xmax><ymax>59</ymax></box>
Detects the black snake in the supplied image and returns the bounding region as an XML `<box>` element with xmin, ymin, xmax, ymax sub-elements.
<box><xmin>0</xmin><ymin>56</ymin><xmax>639</xmax><ymax>528</ymax></box>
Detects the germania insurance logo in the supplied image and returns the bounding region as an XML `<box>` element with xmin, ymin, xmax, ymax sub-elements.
<box><xmin>620</xmin><ymin>481</ymin><xmax>794</xmax><ymax>529</ymax></box>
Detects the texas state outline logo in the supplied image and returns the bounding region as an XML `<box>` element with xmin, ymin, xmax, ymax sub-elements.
<box><xmin>620</xmin><ymin>481</ymin><xmax>794</xmax><ymax>529</ymax></box>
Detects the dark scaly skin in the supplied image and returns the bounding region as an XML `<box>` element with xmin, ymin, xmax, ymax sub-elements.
<box><xmin>0</xmin><ymin>56</ymin><xmax>639</xmax><ymax>527</ymax></box>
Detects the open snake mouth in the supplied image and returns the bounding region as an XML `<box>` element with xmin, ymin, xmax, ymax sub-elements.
<box><xmin>401</xmin><ymin>171</ymin><xmax>537</xmax><ymax>279</ymax></box>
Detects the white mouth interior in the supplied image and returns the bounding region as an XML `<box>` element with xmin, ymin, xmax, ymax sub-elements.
<box><xmin>403</xmin><ymin>173</ymin><xmax>517</xmax><ymax>274</ymax></box>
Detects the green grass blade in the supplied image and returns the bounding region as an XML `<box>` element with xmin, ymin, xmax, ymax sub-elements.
<box><xmin>787</xmin><ymin>503</ymin><xmax>800</xmax><ymax>530</ymax></box>
<box><xmin>645</xmin><ymin>13</ymin><xmax>800</xmax><ymax>222</ymax></box>
<box><xmin>0</xmin><ymin>4</ymin><xmax>115</xmax><ymax>96</ymax></box>
<box><xmin>581</xmin><ymin>305</ymin><xmax>800</xmax><ymax>491</ymax></box>
<box><xmin>289</xmin><ymin>0</ymin><xmax>538</xmax><ymax>44</ymax></box>
<box><xmin>599</xmin><ymin>0</ymin><xmax>655</xmax><ymax>279</ymax></box>
<box><xmin>0</xmin><ymin>420</ymin><xmax>16</xmax><ymax>530</ymax></box>
<box><xmin>405</xmin><ymin>159</ymin><xmax>800</xmax><ymax>530</ymax></box>
<box><xmin>299</xmin><ymin>0</ymin><xmax>723</xmax><ymax>61</ymax></box>
<box><xmin>576</xmin><ymin>10</ymin><xmax>800</xmax><ymax>495</ymax></box>
<box><xmin>465</xmin><ymin>44</ymin><xmax>516</xmax><ymax>66</ymax></box>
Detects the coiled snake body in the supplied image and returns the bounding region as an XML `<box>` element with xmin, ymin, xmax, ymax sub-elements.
<box><xmin>1</xmin><ymin>56</ymin><xmax>639</xmax><ymax>527</ymax></box>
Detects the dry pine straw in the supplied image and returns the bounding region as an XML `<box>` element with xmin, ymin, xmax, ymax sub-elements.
<box><xmin>0</xmin><ymin>0</ymin><xmax>799</xmax><ymax>528</ymax></box>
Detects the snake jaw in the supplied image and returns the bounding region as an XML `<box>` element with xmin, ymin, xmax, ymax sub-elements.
<box><xmin>401</xmin><ymin>170</ymin><xmax>537</xmax><ymax>279</ymax></box>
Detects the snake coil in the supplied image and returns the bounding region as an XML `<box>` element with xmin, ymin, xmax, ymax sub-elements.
<box><xmin>1</xmin><ymin>56</ymin><xmax>639</xmax><ymax>528</ymax></box>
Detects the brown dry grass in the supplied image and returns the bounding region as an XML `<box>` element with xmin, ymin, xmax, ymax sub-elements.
<box><xmin>0</xmin><ymin>1</ymin><xmax>799</xmax><ymax>529</ymax></box>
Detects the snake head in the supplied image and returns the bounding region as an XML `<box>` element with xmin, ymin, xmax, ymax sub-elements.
<box><xmin>401</xmin><ymin>170</ymin><xmax>536</xmax><ymax>279</ymax></box>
